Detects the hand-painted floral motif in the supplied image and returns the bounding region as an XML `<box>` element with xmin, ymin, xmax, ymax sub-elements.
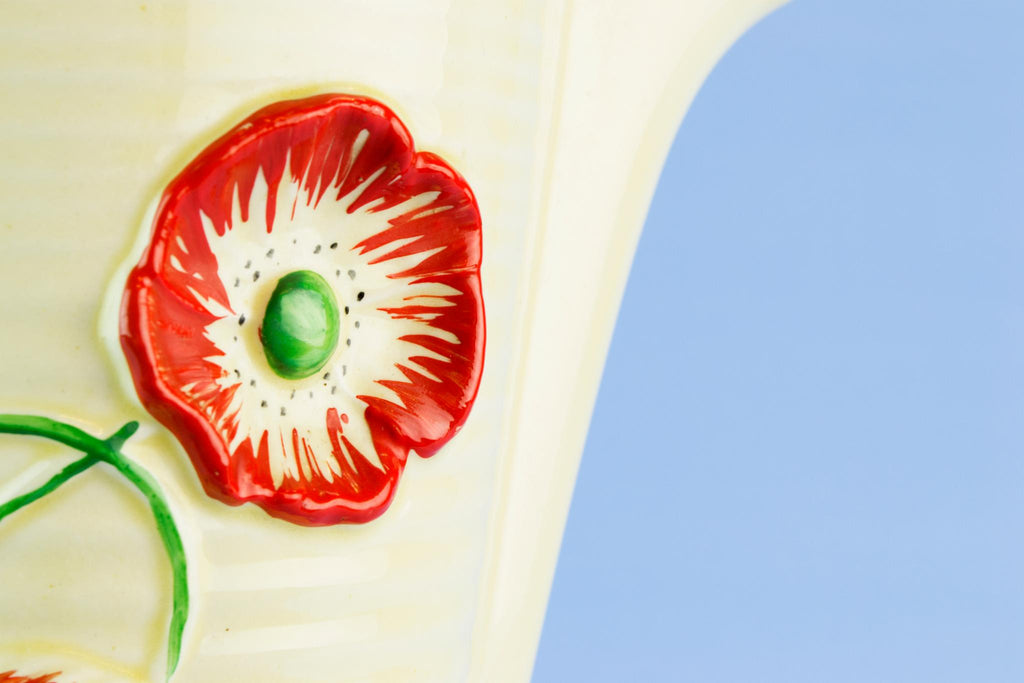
<box><xmin>0</xmin><ymin>672</ymin><xmax>60</xmax><ymax>683</ymax></box>
<box><xmin>120</xmin><ymin>94</ymin><xmax>485</xmax><ymax>526</ymax></box>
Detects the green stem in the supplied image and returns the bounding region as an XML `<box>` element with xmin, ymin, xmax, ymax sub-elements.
<box><xmin>0</xmin><ymin>454</ymin><xmax>99</xmax><ymax>522</ymax></box>
<box><xmin>102</xmin><ymin>443</ymin><xmax>189</xmax><ymax>680</ymax></box>
<box><xmin>0</xmin><ymin>414</ymin><xmax>188</xmax><ymax>681</ymax></box>
<box><xmin>0</xmin><ymin>421</ymin><xmax>139</xmax><ymax>523</ymax></box>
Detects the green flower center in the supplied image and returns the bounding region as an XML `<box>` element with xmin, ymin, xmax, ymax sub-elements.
<box><xmin>259</xmin><ymin>270</ymin><xmax>340</xmax><ymax>380</ymax></box>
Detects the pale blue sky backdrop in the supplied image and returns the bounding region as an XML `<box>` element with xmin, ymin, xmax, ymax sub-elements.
<box><xmin>535</xmin><ymin>1</ymin><xmax>1024</xmax><ymax>680</ymax></box>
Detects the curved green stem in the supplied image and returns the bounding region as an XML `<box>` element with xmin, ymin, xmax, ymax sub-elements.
<box><xmin>0</xmin><ymin>454</ymin><xmax>99</xmax><ymax>522</ymax></box>
<box><xmin>0</xmin><ymin>414</ymin><xmax>188</xmax><ymax>681</ymax></box>
<box><xmin>101</xmin><ymin>443</ymin><xmax>189</xmax><ymax>680</ymax></box>
<box><xmin>0</xmin><ymin>421</ymin><xmax>139</xmax><ymax>522</ymax></box>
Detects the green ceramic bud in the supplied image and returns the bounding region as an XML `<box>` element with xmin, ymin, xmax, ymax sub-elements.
<box><xmin>260</xmin><ymin>270</ymin><xmax>340</xmax><ymax>380</ymax></box>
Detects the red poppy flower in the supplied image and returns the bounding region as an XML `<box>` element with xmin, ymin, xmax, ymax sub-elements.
<box><xmin>0</xmin><ymin>673</ymin><xmax>60</xmax><ymax>683</ymax></box>
<box><xmin>120</xmin><ymin>94</ymin><xmax>485</xmax><ymax>526</ymax></box>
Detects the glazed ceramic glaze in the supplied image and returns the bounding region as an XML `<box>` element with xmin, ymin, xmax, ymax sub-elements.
<box><xmin>0</xmin><ymin>1</ymin><xmax>785</xmax><ymax>681</ymax></box>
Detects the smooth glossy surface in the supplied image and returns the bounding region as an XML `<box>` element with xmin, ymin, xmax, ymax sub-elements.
<box><xmin>0</xmin><ymin>2</ymin><xmax>785</xmax><ymax>680</ymax></box>
<box><xmin>260</xmin><ymin>270</ymin><xmax>340</xmax><ymax>380</ymax></box>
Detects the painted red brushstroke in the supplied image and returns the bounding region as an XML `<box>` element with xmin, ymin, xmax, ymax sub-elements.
<box><xmin>0</xmin><ymin>672</ymin><xmax>61</xmax><ymax>683</ymax></box>
<box><xmin>120</xmin><ymin>94</ymin><xmax>485</xmax><ymax>525</ymax></box>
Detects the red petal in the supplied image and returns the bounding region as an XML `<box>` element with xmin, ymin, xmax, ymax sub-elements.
<box><xmin>0</xmin><ymin>672</ymin><xmax>61</xmax><ymax>683</ymax></box>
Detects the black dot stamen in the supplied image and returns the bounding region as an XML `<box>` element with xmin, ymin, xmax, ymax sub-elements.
<box><xmin>342</xmin><ymin>365</ymin><xmax>347</xmax><ymax>376</ymax></box>
<box><xmin>356</xmin><ymin>291</ymin><xmax>365</xmax><ymax>301</ymax></box>
<box><xmin>280</xmin><ymin>407</ymin><xmax>287</xmax><ymax>416</ymax></box>
<box><xmin>266</xmin><ymin>248</ymin><xmax>274</xmax><ymax>258</ymax></box>
<box><xmin>347</xmin><ymin>270</ymin><xmax>356</xmax><ymax>280</ymax></box>
<box><xmin>250</xmin><ymin>379</ymin><xmax>256</xmax><ymax>387</ymax></box>
<box><xmin>344</xmin><ymin>306</ymin><xmax>349</xmax><ymax>315</ymax></box>
<box><xmin>323</xmin><ymin>372</ymin><xmax>330</xmax><ymax>380</ymax></box>
<box><xmin>331</xmin><ymin>385</ymin><xmax>337</xmax><ymax>395</ymax></box>
<box><xmin>345</xmin><ymin>338</ymin><xmax>351</xmax><ymax>347</ymax></box>
<box><xmin>238</xmin><ymin>314</ymin><xmax>246</xmax><ymax>326</ymax></box>
<box><xmin>253</xmin><ymin>271</ymin><xmax>260</xmax><ymax>282</ymax></box>
<box><xmin>329</xmin><ymin>242</ymin><xmax>338</xmax><ymax>249</ymax></box>
<box><xmin>290</xmin><ymin>390</ymin><xmax>296</xmax><ymax>399</ymax></box>
<box><xmin>313</xmin><ymin>244</ymin><xmax>322</xmax><ymax>254</ymax></box>
<box><xmin>233</xmin><ymin>369</ymin><xmax>241</xmax><ymax>378</ymax></box>
<box><xmin>309</xmin><ymin>391</ymin><xmax>313</xmax><ymax>399</ymax></box>
<box><xmin>354</xmin><ymin>321</ymin><xmax>360</xmax><ymax>329</ymax></box>
<box><xmin>260</xmin><ymin>400</ymin><xmax>267</xmax><ymax>407</ymax></box>
<box><xmin>244</xmin><ymin>260</ymin><xmax>251</xmax><ymax>269</ymax></box>
<box><xmin>234</xmin><ymin>278</ymin><xmax>240</xmax><ymax>288</ymax></box>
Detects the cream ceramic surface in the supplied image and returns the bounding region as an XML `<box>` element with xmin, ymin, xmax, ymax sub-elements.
<box><xmin>0</xmin><ymin>1</ymin><xmax>783</xmax><ymax>681</ymax></box>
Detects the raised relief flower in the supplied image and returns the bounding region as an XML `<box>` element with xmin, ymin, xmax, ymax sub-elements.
<box><xmin>120</xmin><ymin>94</ymin><xmax>485</xmax><ymax>526</ymax></box>
<box><xmin>0</xmin><ymin>672</ymin><xmax>60</xmax><ymax>683</ymax></box>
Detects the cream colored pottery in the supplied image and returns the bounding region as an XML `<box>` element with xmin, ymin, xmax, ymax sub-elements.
<box><xmin>0</xmin><ymin>1</ymin><xmax>785</xmax><ymax>680</ymax></box>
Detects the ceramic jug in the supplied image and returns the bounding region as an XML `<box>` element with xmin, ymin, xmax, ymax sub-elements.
<box><xmin>0</xmin><ymin>1</ymin><xmax>784</xmax><ymax>680</ymax></box>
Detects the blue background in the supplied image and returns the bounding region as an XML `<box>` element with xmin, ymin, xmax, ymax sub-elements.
<box><xmin>535</xmin><ymin>1</ymin><xmax>1023</xmax><ymax>681</ymax></box>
